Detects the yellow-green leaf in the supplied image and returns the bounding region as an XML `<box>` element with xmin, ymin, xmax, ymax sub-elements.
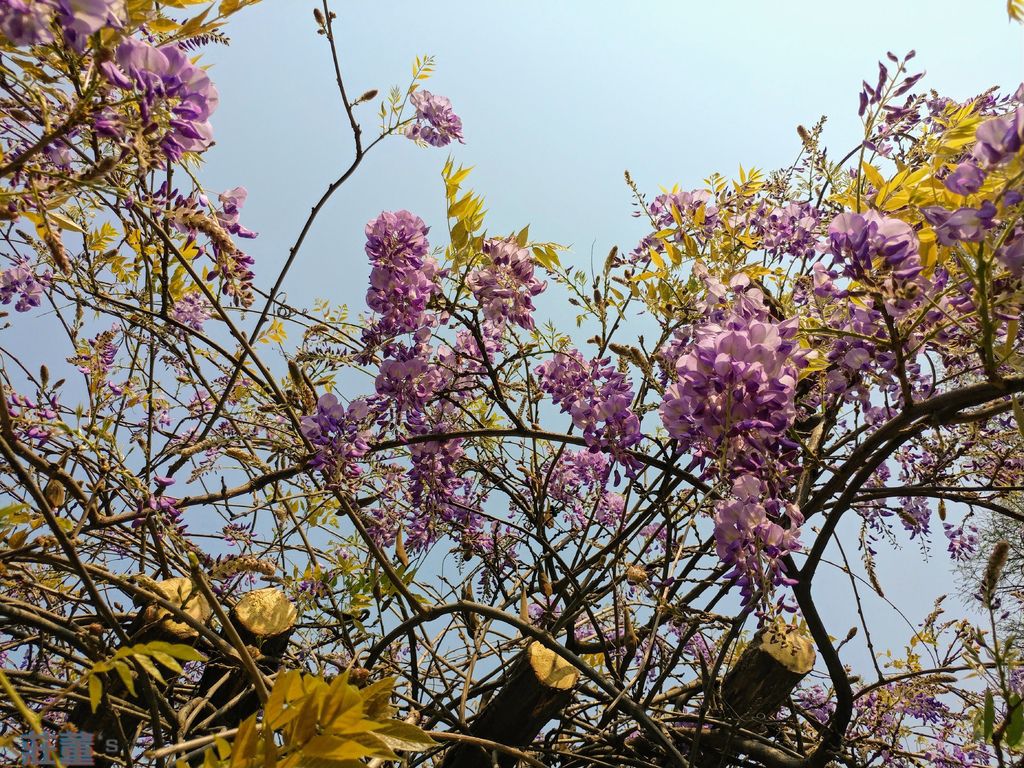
<box><xmin>113</xmin><ymin>660</ymin><xmax>137</xmax><ymax>696</ymax></box>
<box><xmin>88</xmin><ymin>675</ymin><xmax>102</xmax><ymax>712</ymax></box>
<box><xmin>1012</xmin><ymin>396</ymin><xmax>1024</xmax><ymax>441</ymax></box>
<box><xmin>373</xmin><ymin>721</ymin><xmax>437</xmax><ymax>751</ymax></box>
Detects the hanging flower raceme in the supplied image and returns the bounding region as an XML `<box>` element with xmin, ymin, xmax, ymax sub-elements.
<box><xmin>372</xmin><ymin>342</ymin><xmax>451</xmax><ymax>424</ymax></box>
<box><xmin>0</xmin><ymin>259</ymin><xmax>51</xmax><ymax>312</ymax></box>
<box><xmin>466</xmin><ymin>237</ymin><xmax>547</xmax><ymax>331</ymax></box>
<box><xmin>973</xmin><ymin>107</ymin><xmax>1024</xmax><ymax>166</ymax></box>
<box><xmin>163</xmin><ymin>185</ymin><xmax>257</xmax><ymax>307</ymax></box>
<box><xmin>215</xmin><ymin>187</ymin><xmax>258</xmax><ymax>240</ymax></box>
<box><xmin>404</xmin><ymin>90</ymin><xmax>464</xmax><ymax>147</ymax></box>
<box><xmin>828</xmin><ymin>209</ymin><xmax>922</xmax><ymax>282</ymax></box>
<box><xmin>659</xmin><ymin>287</ymin><xmax>809</xmax><ymax>473</ymax></box>
<box><xmin>6</xmin><ymin>390</ymin><xmax>59</xmax><ymax>445</ymax></box>
<box><xmin>70</xmin><ymin>327</ymin><xmax>119</xmax><ymax>390</ymax></box>
<box><xmin>943</xmin><ymin>161</ymin><xmax>986</xmax><ymax>195</ymax></box>
<box><xmin>0</xmin><ymin>0</ymin><xmax>124</xmax><ymax>49</ymax></box>
<box><xmin>543</xmin><ymin>450</ymin><xmax>624</xmax><ymax>530</ymax></box>
<box><xmin>101</xmin><ymin>37</ymin><xmax>219</xmax><ymax>162</ymax></box>
<box><xmin>659</xmin><ymin>278</ymin><xmax>810</xmax><ymax>605</ymax></box>
<box><xmin>300</xmin><ymin>394</ymin><xmax>371</xmax><ymax>492</ymax></box>
<box><xmin>713</xmin><ymin>474</ymin><xmax>803</xmax><ymax>599</ymax></box>
<box><xmin>536</xmin><ymin>349</ymin><xmax>642</xmax><ymax>469</ymax></box>
<box><xmin>364</xmin><ymin>210</ymin><xmax>439</xmax><ymax>336</ymax></box>
<box><xmin>921</xmin><ymin>201</ymin><xmax>997</xmax><ymax>245</ymax></box>
<box><xmin>405</xmin><ymin>436</ymin><xmax>475</xmax><ymax>551</ymax></box>
<box><xmin>170</xmin><ymin>291</ymin><xmax>211</xmax><ymax>332</ymax></box>
<box><xmin>749</xmin><ymin>201</ymin><xmax>823</xmax><ymax>260</ymax></box>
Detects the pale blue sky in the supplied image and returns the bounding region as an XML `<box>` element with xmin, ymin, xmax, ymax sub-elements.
<box><xmin>196</xmin><ymin>3</ymin><xmax>1023</xmax><ymax>672</ymax></box>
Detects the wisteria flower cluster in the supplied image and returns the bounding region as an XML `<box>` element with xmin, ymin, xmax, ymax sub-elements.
<box><xmin>364</xmin><ymin>210</ymin><xmax>439</xmax><ymax>337</ymax></box>
<box><xmin>660</xmin><ymin>277</ymin><xmax>808</xmax><ymax>473</ymax></box>
<box><xmin>404</xmin><ymin>89</ymin><xmax>464</xmax><ymax>147</ymax></box>
<box><xmin>542</xmin><ymin>450</ymin><xmax>625</xmax><ymax>530</ymax></box>
<box><xmin>102</xmin><ymin>38</ymin><xmax>220</xmax><ymax>162</ymax></box>
<box><xmin>828</xmin><ymin>210</ymin><xmax>922</xmax><ymax>283</ymax></box>
<box><xmin>466</xmin><ymin>237</ymin><xmax>547</xmax><ymax>330</ymax></box>
<box><xmin>659</xmin><ymin>275</ymin><xmax>810</xmax><ymax>599</ymax></box>
<box><xmin>536</xmin><ymin>348</ymin><xmax>642</xmax><ymax>467</ymax></box>
<box><xmin>0</xmin><ymin>259</ymin><xmax>51</xmax><ymax>312</ymax></box>
<box><xmin>0</xmin><ymin>0</ymin><xmax>123</xmax><ymax>49</ymax></box>
<box><xmin>300</xmin><ymin>393</ymin><xmax>371</xmax><ymax>493</ymax></box>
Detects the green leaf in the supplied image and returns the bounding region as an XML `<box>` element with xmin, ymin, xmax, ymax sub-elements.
<box><xmin>373</xmin><ymin>720</ymin><xmax>437</xmax><ymax>751</ymax></box>
<box><xmin>984</xmin><ymin>689</ymin><xmax>995</xmax><ymax>740</ymax></box>
<box><xmin>1007</xmin><ymin>695</ymin><xmax>1024</xmax><ymax>747</ymax></box>
<box><xmin>148</xmin><ymin>652</ymin><xmax>183</xmax><ymax>674</ymax></box>
<box><xmin>131</xmin><ymin>653</ymin><xmax>166</xmax><ymax>683</ymax></box>
<box><xmin>358</xmin><ymin>677</ymin><xmax>394</xmax><ymax>721</ymax></box>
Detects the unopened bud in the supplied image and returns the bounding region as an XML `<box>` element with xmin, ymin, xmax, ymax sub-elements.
<box><xmin>349</xmin><ymin>666</ymin><xmax>370</xmax><ymax>687</ymax></box>
<box><xmin>312</xmin><ymin>7</ymin><xmax>325</xmax><ymax>25</ymax></box>
<box><xmin>43</xmin><ymin>478</ymin><xmax>66</xmax><ymax>510</ymax></box>
<box><xmin>625</xmin><ymin>565</ymin><xmax>648</xmax><ymax>585</ymax></box>
<box><xmin>356</xmin><ymin>89</ymin><xmax>378</xmax><ymax>104</ymax></box>
<box><xmin>604</xmin><ymin>245</ymin><xmax>618</xmax><ymax>273</ymax></box>
<box><xmin>981</xmin><ymin>540</ymin><xmax>1010</xmax><ymax>604</ymax></box>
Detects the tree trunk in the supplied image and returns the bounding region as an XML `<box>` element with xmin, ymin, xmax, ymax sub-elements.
<box><xmin>441</xmin><ymin>641</ymin><xmax>580</xmax><ymax>768</ymax></box>
<box><xmin>696</xmin><ymin>621</ymin><xmax>816</xmax><ymax>767</ymax></box>
<box><xmin>191</xmin><ymin>587</ymin><xmax>297</xmax><ymax>732</ymax></box>
<box><xmin>69</xmin><ymin>577</ymin><xmax>213</xmax><ymax>764</ymax></box>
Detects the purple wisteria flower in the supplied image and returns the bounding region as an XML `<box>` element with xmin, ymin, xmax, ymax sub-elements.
<box><xmin>943</xmin><ymin>161</ymin><xmax>985</xmax><ymax>195</ymax></box>
<box><xmin>404</xmin><ymin>90</ymin><xmax>464</xmax><ymax>147</ymax></box>
<box><xmin>0</xmin><ymin>0</ymin><xmax>54</xmax><ymax>46</ymax></box>
<box><xmin>0</xmin><ymin>0</ymin><xmax>122</xmax><ymax>48</ymax></box>
<box><xmin>57</xmin><ymin>0</ymin><xmax>124</xmax><ymax>51</ymax></box>
<box><xmin>658</xmin><ymin>277</ymin><xmax>811</xmax><ymax>604</ymax></box>
<box><xmin>713</xmin><ymin>475</ymin><xmax>803</xmax><ymax>598</ymax></box>
<box><xmin>997</xmin><ymin>236</ymin><xmax>1024</xmax><ymax>276</ymax></box>
<box><xmin>300</xmin><ymin>393</ymin><xmax>371</xmax><ymax>492</ymax></box>
<box><xmin>973</xmin><ymin>107</ymin><xmax>1024</xmax><ymax>166</ymax></box>
<box><xmin>216</xmin><ymin>187</ymin><xmax>257</xmax><ymax>239</ymax></box>
<box><xmin>828</xmin><ymin>209</ymin><xmax>921</xmax><ymax>281</ymax></box>
<box><xmin>659</xmin><ymin>295</ymin><xmax>808</xmax><ymax>467</ymax></box>
<box><xmin>943</xmin><ymin>521</ymin><xmax>979</xmax><ymax>561</ymax></box>
<box><xmin>364</xmin><ymin>210</ymin><xmax>439</xmax><ymax>335</ymax></box>
<box><xmin>406</xmin><ymin>437</ymin><xmax>472</xmax><ymax>550</ymax></box>
<box><xmin>466</xmin><ymin>237</ymin><xmax>546</xmax><ymax>330</ymax></box>
<box><xmin>536</xmin><ymin>349</ymin><xmax>641</xmax><ymax>471</ymax></box>
<box><xmin>921</xmin><ymin>201</ymin><xmax>997</xmax><ymax>245</ymax></box>
<box><xmin>542</xmin><ymin>450</ymin><xmax>624</xmax><ymax>529</ymax></box>
<box><xmin>7</xmin><ymin>390</ymin><xmax>59</xmax><ymax>445</ymax></box>
<box><xmin>102</xmin><ymin>38</ymin><xmax>219</xmax><ymax>161</ymax></box>
<box><xmin>171</xmin><ymin>291</ymin><xmax>211</xmax><ymax>332</ymax></box>
<box><xmin>373</xmin><ymin>344</ymin><xmax>451</xmax><ymax>418</ymax></box>
<box><xmin>0</xmin><ymin>260</ymin><xmax>51</xmax><ymax>312</ymax></box>
<box><xmin>750</xmin><ymin>201</ymin><xmax>823</xmax><ymax>260</ymax></box>
<box><xmin>72</xmin><ymin>327</ymin><xmax>118</xmax><ymax>378</ymax></box>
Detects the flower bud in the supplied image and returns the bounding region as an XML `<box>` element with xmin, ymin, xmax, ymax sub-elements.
<box><xmin>981</xmin><ymin>540</ymin><xmax>1010</xmax><ymax>604</ymax></box>
<box><xmin>625</xmin><ymin>565</ymin><xmax>648</xmax><ymax>585</ymax></box>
